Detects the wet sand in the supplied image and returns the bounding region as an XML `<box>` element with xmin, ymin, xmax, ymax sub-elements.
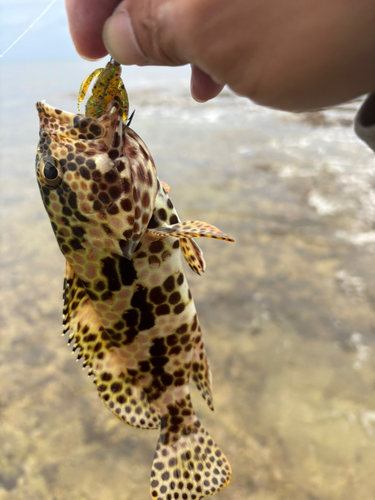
<box><xmin>1</xmin><ymin>60</ymin><xmax>375</xmax><ymax>500</ymax></box>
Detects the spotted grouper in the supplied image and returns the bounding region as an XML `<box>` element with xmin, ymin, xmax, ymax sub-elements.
<box><xmin>35</xmin><ymin>64</ymin><xmax>233</xmax><ymax>500</ymax></box>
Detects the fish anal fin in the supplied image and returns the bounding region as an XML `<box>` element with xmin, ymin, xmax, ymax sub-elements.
<box><xmin>191</xmin><ymin>327</ymin><xmax>214</xmax><ymax>410</ymax></box>
<box><xmin>151</xmin><ymin>418</ymin><xmax>231</xmax><ymax>500</ymax></box>
<box><xmin>160</xmin><ymin>180</ymin><xmax>171</xmax><ymax>193</ymax></box>
<box><xmin>147</xmin><ymin>221</ymin><xmax>234</xmax><ymax>242</ymax></box>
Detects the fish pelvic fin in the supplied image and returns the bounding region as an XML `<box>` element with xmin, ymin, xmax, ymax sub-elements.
<box><xmin>151</xmin><ymin>413</ymin><xmax>231</xmax><ymax>500</ymax></box>
<box><xmin>146</xmin><ymin>221</ymin><xmax>232</xmax><ymax>275</ymax></box>
<box><xmin>146</xmin><ymin>228</ymin><xmax>205</xmax><ymax>274</ymax></box>
<box><xmin>180</xmin><ymin>238</ymin><xmax>206</xmax><ymax>275</ymax></box>
<box><xmin>146</xmin><ymin>221</ymin><xmax>234</xmax><ymax>242</ymax></box>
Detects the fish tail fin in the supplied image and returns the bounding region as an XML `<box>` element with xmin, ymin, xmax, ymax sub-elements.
<box><xmin>150</xmin><ymin>416</ymin><xmax>231</xmax><ymax>500</ymax></box>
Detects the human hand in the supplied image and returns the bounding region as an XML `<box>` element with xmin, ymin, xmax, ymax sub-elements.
<box><xmin>65</xmin><ymin>0</ymin><xmax>375</xmax><ymax>111</ymax></box>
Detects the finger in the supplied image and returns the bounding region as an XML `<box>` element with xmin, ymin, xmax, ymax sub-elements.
<box><xmin>103</xmin><ymin>0</ymin><xmax>189</xmax><ymax>66</ymax></box>
<box><xmin>65</xmin><ymin>0</ymin><xmax>122</xmax><ymax>59</ymax></box>
<box><xmin>190</xmin><ymin>65</ymin><xmax>225</xmax><ymax>102</ymax></box>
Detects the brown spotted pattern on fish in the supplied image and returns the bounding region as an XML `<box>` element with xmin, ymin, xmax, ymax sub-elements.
<box><xmin>35</xmin><ymin>95</ymin><xmax>233</xmax><ymax>500</ymax></box>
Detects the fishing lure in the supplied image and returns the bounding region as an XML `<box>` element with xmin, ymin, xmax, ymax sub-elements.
<box><xmin>35</xmin><ymin>59</ymin><xmax>233</xmax><ymax>500</ymax></box>
<box><xmin>78</xmin><ymin>58</ymin><xmax>129</xmax><ymax>121</ymax></box>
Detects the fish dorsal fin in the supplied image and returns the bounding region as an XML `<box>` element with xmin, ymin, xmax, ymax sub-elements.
<box><xmin>93</xmin><ymin>358</ymin><xmax>161</xmax><ymax>430</ymax></box>
<box><xmin>63</xmin><ymin>261</ymin><xmax>160</xmax><ymax>430</ymax></box>
<box><xmin>63</xmin><ymin>260</ymin><xmax>102</xmax><ymax>368</ymax></box>
<box><xmin>146</xmin><ymin>220</ymin><xmax>234</xmax><ymax>242</ymax></box>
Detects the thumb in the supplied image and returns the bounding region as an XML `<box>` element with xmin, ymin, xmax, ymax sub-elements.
<box><xmin>102</xmin><ymin>0</ymin><xmax>188</xmax><ymax>66</ymax></box>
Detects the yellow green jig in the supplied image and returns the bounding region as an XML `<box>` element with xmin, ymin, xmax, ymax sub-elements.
<box><xmin>77</xmin><ymin>58</ymin><xmax>129</xmax><ymax>121</ymax></box>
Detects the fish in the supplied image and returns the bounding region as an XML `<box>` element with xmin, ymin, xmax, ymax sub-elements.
<box><xmin>35</xmin><ymin>59</ymin><xmax>233</xmax><ymax>500</ymax></box>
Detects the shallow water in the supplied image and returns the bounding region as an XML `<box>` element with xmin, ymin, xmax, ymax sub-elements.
<box><xmin>1</xmin><ymin>59</ymin><xmax>375</xmax><ymax>500</ymax></box>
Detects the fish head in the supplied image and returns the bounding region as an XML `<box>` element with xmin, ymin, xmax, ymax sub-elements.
<box><xmin>35</xmin><ymin>99</ymin><xmax>158</xmax><ymax>260</ymax></box>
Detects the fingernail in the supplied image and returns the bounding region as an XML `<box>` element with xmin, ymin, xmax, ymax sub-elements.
<box><xmin>103</xmin><ymin>9</ymin><xmax>148</xmax><ymax>65</ymax></box>
<box><xmin>80</xmin><ymin>54</ymin><xmax>103</xmax><ymax>62</ymax></box>
<box><xmin>190</xmin><ymin>64</ymin><xmax>225</xmax><ymax>103</ymax></box>
<box><xmin>191</xmin><ymin>87</ymin><xmax>206</xmax><ymax>103</ymax></box>
<box><xmin>190</xmin><ymin>72</ymin><xmax>207</xmax><ymax>103</ymax></box>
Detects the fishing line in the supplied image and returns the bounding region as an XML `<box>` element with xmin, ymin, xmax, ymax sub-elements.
<box><xmin>0</xmin><ymin>0</ymin><xmax>58</xmax><ymax>58</ymax></box>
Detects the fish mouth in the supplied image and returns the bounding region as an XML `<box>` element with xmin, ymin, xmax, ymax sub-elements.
<box><xmin>36</xmin><ymin>101</ymin><xmax>124</xmax><ymax>215</ymax></box>
<box><xmin>36</xmin><ymin>101</ymin><xmax>84</xmax><ymax>133</ymax></box>
<box><xmin>36</xmin><ymin>100</ymin><xmax>106</xmax><ymax>145</ymax></box>
<box><xmin>36</xmin><ymin>100</ymin><xmax>121</xmax><ymax>146</ymax></box>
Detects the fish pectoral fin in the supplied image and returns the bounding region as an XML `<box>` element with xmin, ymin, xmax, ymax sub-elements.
<box><xmin>94</xmin><ymin>366</ymin><xmax>161</xmax><ymax>430</ymax></box>
<box><xmin>160</xmin><ymin>180</ymin><xmax>171</xmax><ymax>194</ymax></box>
<box><xmin>146</xmin><ymin>220</ymin><xmax>234</xmax><ymax>242</ymax></box>
<box><xmin>146</xmin><ymin>220</ymin><xmax>232</xmax><ymax>275</ymax></box>
<box><xmin>146</xmin><ymin>220</ymin><xmax>234</xmax><ymax>274</ymax></box>
<box><xmin>146</xmin><ymin>224</ymin><xmax>206</xmax><ymax>274</ymax></box>
<box><xmin>151</xmin><ymin>418</ymin><xmax>231</xmax><ymax>500</ymax></box>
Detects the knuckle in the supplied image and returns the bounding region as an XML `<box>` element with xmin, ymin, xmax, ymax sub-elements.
<box><xmin>129</xmin><ymin>0</ymin><xmax>184</xmax><ymax>65</ymax></box>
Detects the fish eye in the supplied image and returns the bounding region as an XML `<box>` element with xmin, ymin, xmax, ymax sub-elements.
<box><xmin>39</xmin><ymin>156</ymin><xmax>62</xmax><ymax>187</ymax></box>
